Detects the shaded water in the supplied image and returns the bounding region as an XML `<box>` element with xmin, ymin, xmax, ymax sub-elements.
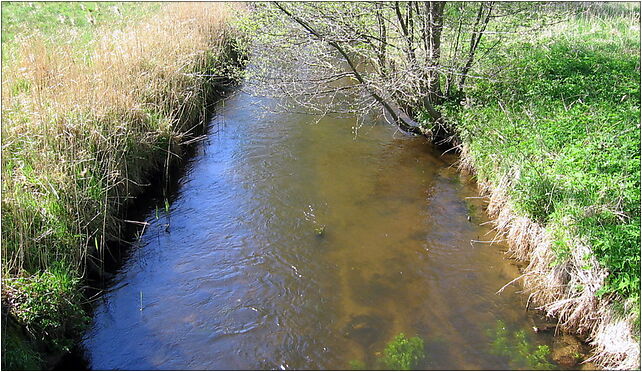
<box><xmin>83</xmin><ymin>90</ymin><xmax>560</xmax><ymax>369</ymax></box>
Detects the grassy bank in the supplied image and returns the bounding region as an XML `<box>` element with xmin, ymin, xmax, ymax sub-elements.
<box><xmin>438</xmin><ymin>4</ymin><xmax>640</xmax><ymax>369</ymax></box>
<box><xmin>1</xmin><ymin>2</ymin><xmax>244</xmax><ymax>369</ymax></box>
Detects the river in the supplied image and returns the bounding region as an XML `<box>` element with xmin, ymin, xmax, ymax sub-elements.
<box><xmin>82</xmin><ymin>87</ymin><xmax>563</xmax><ymax>369</ymax></box>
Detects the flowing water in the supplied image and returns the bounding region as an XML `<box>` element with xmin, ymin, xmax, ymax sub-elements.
<box><xmin>83</xmin><ymin>89</ymin><xmax>562</xmax><ymax>369</ymax></box>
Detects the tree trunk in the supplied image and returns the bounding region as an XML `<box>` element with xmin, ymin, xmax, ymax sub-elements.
<box><xmin>375</xmin><ymin>3</ymin><xmax>387</xmax><ymax>76</ymax></box>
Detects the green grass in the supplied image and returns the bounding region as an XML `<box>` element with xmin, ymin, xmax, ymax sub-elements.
<box><xmin>6</xmin><ymin>262</ymin><xmax>89</xmax><ymax>353</ymax></box>
<box><xmin>441</xmin><ymin>9</ymin><xmax>640</xmax><ymax>306</ymax></box>
<box><xmin>1</xmin><ymin>2</ymin><xmax>161</xmax><ymax>42</ymax></box>
<box><xmin>1</xmin><ymin>262</ymin><xmax>87</xmax><ymax>370</ymax></box>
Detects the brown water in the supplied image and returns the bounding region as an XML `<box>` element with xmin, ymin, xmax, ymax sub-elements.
<box><xmin>82</xmin><ymin>90</ymin><xmax>560</xmax><ymax>370</ymax></box>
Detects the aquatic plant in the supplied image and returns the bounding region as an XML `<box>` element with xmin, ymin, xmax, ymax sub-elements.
<box><xmin>314</xmin><ymin>225</ymin><xmax>326</xmax><ymax>237</ymax></box>
<box><xmin>380</xmin><ymin>333</ymin><xmax>426</xmax><ymax>370</ymax></box>
<box><xmin>489</xmin><ymin>320</ymin><xmax>554</xmax><ymax>370</ymax></box>
<box><xmin>304</xmin><ymin>205</ymin><xmax>326</xmax><ymax>237</ymax></box>
<box><xmin>348</xmin><ymin>359</ymin><xmax>366</xmax><ymax>370</ymax></box>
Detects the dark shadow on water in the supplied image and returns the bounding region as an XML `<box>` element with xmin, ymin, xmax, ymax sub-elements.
<box><xmin>55</xmin><ymin>86</ymin><xmax>234</xmax><ymax>371</ymax></box>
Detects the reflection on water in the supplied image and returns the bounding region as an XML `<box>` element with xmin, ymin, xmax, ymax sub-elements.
<box><xmin>83</xmin><ymin>91</ymin><xmax>559</xmax><ymax>370</ymax></box>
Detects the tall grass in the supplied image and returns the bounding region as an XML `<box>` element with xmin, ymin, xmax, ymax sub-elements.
<box><xmin>1</xmin><ymin>2</ymin><xmax>243</xmax><ymax>368</ymax></box>
<box><xmin>2</xmin><ymin>2</ymin><xmax>240</xmax><ymax>275</ymax></box>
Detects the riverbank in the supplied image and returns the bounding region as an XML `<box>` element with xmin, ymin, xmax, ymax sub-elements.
<box><xmin>435</xmin><ymin>5</ymin><xmax>640</xmax><ymax>369</ymax></box>
<box><xmin>1</xmin><ymin>3</ymin><xmax>245</xmax><ymax>369</ymax></box>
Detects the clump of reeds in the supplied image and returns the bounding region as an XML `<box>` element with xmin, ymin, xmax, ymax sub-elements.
<box><xmin>2</xmin><ymin>3</ymin><xmax>241</xmax><ymax>278</ymax></box>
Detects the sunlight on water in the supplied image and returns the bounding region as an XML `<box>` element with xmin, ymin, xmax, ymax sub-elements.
<box><xmin>83</xmin><ymin>91</ymin><xmax>560</xmax><ymax>370</ymax></box>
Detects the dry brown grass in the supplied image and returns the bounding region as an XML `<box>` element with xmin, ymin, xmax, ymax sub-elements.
<box><xmin>458</xmin><ymin>144</ymin><xmax>640</xmax><ymax>370</ymax></box>
<box><xmin>2</xmin><ymin>3</ymin><xmax>242</xmax><ymax>277</ymax></box>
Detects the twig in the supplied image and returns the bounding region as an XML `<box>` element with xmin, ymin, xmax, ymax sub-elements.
<box><xmin>496</xmin><ymin>273</ymin><xmax>530</xmax><ymax>294</ymax></box>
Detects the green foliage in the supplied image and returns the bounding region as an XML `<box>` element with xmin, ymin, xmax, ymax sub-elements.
<box><xmin>489</xmin><ymin>321</ymin><xmax>554</xmax><ymax>370</ymax></box>
<box><xmin>381</xmin><ymin>333</ymin><xmax>426</xmax><ymax>370</ymax></box>
<box><xmin>443</xmin><ymin>10</ymin><xmax>640</xmax><ymax>305</ymax></box>
<box><xmin>10</xmin><ymin>262</ymin><xmax>90</xmax><ymax>353</ymax></box>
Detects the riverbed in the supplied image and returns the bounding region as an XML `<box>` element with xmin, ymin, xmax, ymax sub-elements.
<box><xmin>82</xmin><ymin>89</ymin><xmax>562</xmax><ymax>369</ymax></box>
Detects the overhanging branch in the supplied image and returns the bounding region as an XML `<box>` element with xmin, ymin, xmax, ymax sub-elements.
<box><xmin>274</xmin><ymin>2</ymin><xmax>427</xmax><ymax>135</ymax></box>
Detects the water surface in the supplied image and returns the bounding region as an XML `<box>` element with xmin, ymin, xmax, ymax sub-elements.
<box><xmin>83</xmin><ymin>90</ymin><xmax>557</xmax><ymax>370</ymax></box>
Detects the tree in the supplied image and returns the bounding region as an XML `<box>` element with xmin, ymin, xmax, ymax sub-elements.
<box><xmin>239</xmin><ymin>2</ymin><xmax>566</xmax><ymax>140</ymax></box>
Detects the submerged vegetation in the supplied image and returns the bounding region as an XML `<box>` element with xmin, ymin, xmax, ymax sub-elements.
<box><xmin>1</xmin><ymin>2</ymin><xmax>244</xmax><ymax>368</ymax></box>
<box><xmin>380</xmin><ymin>333</ymin><xmax>426</xmax><ymax>370</ymax></box>
<box><xmin>348</xmin><ymin>333</ymin><xmax>426</xmax><ymax>370</ymax></box>
<box><xmin>489</xmin><ymin>320</ymin><xmax>554</xmax><ymax>370</ymax></box>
